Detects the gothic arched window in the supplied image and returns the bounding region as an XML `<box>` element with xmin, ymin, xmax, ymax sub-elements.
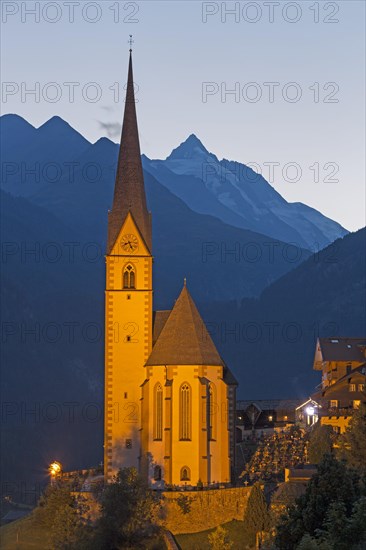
<box><xmin>153</xmin><ymin>465</ymin><xmax>162</xmax><ymax>481</ymax></box>
<box><xmin>180</xmin><ymin>466</ymin><xmax>191</xmax><ymax>481</ymax></box>
<box><xmin>123</xmin><ymin>264</ymin><xmax>136</xmax><ymax>289</ymax></box>
<box><xmin>153</xmin><ymin>383</ymin><xmax>163</xmax><ymax>441</ymax></box>
<box><xmin>179</xmin><ymin>383</ymin><xmax>191</xmax><ymax>441</ymax></box>
<box><xmin>209</xmin><ymin>383</ymin><xmax>217</xmax><ymax>441</ymax></box>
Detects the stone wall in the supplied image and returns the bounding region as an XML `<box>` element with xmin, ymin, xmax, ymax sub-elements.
<box><xmin>74</xmin><ymin>486</ymin><xmax>251</xmax><ymax>535</ymax></box>
<box><xmin>159</xmin><ymin>487</ymin><xmax>251</xmax><ymax>534</ymax></box>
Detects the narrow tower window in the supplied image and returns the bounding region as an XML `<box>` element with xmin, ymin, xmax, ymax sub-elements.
<box><xmin>209</xmin><ymin>383</ymin><xmax>217</xmax><ymax>441</ymax></box>
<box><xmin>180</xmin><ymin>383</ymin><xmax>191</xmax><ymax>440</ymax></box>
<box><xmin>154</xmin><ymin>383</ymin><xmax>163</xmax><ymax>440</ymax></box>
<box><xmin>123</xmin><ymin>264</ymin><xmax>136</xmax><ymax>289</ymax></box>
<box><xmin>180</xmin><ymin>466</ymin><xmax>191</xmax><ymax>481</ymax></box>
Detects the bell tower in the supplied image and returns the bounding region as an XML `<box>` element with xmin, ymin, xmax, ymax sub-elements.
<box><xmin>104</xmin><ymin>47</ymin><xmax>153</xmax><ymax>481</ymax></box>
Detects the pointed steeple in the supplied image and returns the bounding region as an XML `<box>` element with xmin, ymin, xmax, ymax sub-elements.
<box><xmin>107</xmin><ymin>48</ymin><xmax>152</xmax><ymax>253</ymax></box>
<box><xmin>146</xmin><ymin>283</ymin><xmax>224</xmax><ymax>366</ymax></box>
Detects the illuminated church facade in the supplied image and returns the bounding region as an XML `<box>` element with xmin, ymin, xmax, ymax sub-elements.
<box><xmin>104</xmin><ymin>50</ymin><xmax>237</xmax><ymax>487</ymax></box>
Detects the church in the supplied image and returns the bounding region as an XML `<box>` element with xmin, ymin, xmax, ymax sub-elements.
<box><xmin>104</xmin><ymin>49</ymin><xmax>237</xmax><ymax>488</ymax></box>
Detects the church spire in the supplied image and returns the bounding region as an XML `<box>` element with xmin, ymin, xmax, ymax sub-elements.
<box><xmin>107</xmin><ymin>46</ymin><xmax>152</xmax><ymax>253</ymax></box>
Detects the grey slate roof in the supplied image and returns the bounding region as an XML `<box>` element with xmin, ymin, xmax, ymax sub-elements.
<box><xmin>318</xmin><ymin>337</ymin><xmax>366</xmax><ymax>362</ymax></box>
<box><xmin>146</xmin><ymin>284</ymin><xmax>224</xmax><ymax>367</ymax></box>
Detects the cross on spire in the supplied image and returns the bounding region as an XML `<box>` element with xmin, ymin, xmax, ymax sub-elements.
<box><xmin>128</xmin><ymin>34</ymin><xmax>134</xmax><ymax>51</ymax></box>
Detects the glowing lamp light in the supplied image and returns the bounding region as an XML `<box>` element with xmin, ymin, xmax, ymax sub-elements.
<box><xmin>49</xmin><ymin>461</ymin><xmax>62</xmax><ymax>476</ymax></box>
<box><xmin>306</xmin><ymin>406</ymin><xmax>315</xmax><ymax>416</ymax></box>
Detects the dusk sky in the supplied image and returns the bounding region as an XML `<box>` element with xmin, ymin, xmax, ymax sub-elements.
<box><xmin>2</xmin><ymin>0</ymin><xmax>365</xmax><ymax>231</ymax></box>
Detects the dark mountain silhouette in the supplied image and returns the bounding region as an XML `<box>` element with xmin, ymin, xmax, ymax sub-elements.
<box><xmin>200</xmin><ymin>227</ymin><xmax>366</xmax><ymax>398</ymax></box>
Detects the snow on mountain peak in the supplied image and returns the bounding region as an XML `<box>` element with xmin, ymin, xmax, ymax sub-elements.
<box><xmin>166</xmin><ymin>134</ymin><xmax>211</xmax><ymax>161</ymax></box>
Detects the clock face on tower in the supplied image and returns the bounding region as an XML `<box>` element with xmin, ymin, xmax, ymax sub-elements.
<box><xmin>120</xmin><ymin>234</ymin><xmax>139</xmax><ymax>254</ymax></box>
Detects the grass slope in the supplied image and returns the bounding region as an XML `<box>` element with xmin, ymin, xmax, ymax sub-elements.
<box><xmin>174</xmin><ymin>520</ymin><xmax>251</xmax><ymax>549</ymax></box>
<box><xmin>0</xmin><ymin>515</ymin><xmax>51</xmax><ymax>549</ymax></box>
<box><xmin>0</xmin><ymin>514</ymin><xmax>166</xmax><ymax>549</ymax></box>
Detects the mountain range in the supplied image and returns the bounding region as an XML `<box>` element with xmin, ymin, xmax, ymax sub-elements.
<box><xmin>1</xmin><ymin>114</ymin><xmax>322</xmax><ymax>304</ymax></box>
<box><xmin>143</xmin><ymin>134</ymin><xmax>347</xmax><ymax>250</ymax></box>
<box><xmin>1</xmin><ymin>114</ymin><xmax>347</xmax><ymax>251</ymax></box>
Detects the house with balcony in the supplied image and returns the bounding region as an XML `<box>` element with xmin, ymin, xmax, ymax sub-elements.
<box><xmin>312</xmin><ymin>337</ymin><xmax>366</xmax><ymax>433</ymax></box>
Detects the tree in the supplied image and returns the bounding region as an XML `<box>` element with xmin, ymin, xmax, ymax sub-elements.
<box><xmin>347</xmin><ymin>496</ymin><xmax>366</xmax><ymax>547</ymax></box>
<box><xmin>208</xmin><ymin>525</ymin><xmax>233</xmax><ymax>550</ymax></box>
<box><xmin>317</xmin><ymin>500</ymin><xmax>350</xmax><ymax>550</ymax></box>
<box><xmin>93</xmin><ymin>467</ymin><xmax>160</xmax><ymax>549</ymax></box>
<box><xmin>275</xmin><ymin>455</ymin><xmax>363</xmax><ymax>550</ymax></box>
<box><xmin>338</xmin><ymin>402</ymin><xmax>366</xmax><ymax>473</ymax></box>
<box><xmin>296</xmin><ymin>534</ymin><xmax>321</xmax><ymax>550</ymax></box>
<box><xmin>300</xmin><ymin>498</ymin><xmax>366</xmax><ymax>550</ymax></box>
<box><xmin>307</xmin><ymin>424</ymin><xmax>333</xmax><ymax>464</ymax></box>
<box><xmin>296</xmin><ymin>533</ymin><xmax>334</xmax><ymax>550</ymax></box>
<box><xmin>34</xmin><ymin>480</ymin><xmax>90</xmax><ymax>550</ymax></box>
<box><xmin>243</xmin><ymin>482</ymin><xmax>272</xmax><ymax>545</ymax></box>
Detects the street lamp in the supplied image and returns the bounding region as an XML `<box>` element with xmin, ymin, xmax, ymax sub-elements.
<box><xmin>49</xmin><ymin>461</ymin><xmax>62</xmax><ymax>483</ymax></box>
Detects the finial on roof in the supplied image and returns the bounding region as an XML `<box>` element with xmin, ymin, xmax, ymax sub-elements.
<box><xmin>183</xmin><ymin>277</ymin><xmax>187</xmax><ymax>287</ymax></box>
<box><xmin>128</xmin><ymin>34</ymin><xmax>134</xmax><ymax>52</ymax></box>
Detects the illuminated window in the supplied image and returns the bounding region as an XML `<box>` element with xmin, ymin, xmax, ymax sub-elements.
<box><xmin>154</xmin><ymin>383</ymin><xmax>163</xmax><ymax>440</ymax></box>
<box><xmin>180</xmin><ymin>466</ymin><xmax>191</xmax><ymax>481</ymax></box>
<box><xmin>284</xmin><ymin>415</ymin><xmax>288</xmax><ymax>421</ymax></box>
<box><xmin>153</xmin><ymin>465</ymin><xmax>162</xmax><ymax>481</ymax></box>
<box><xmin>180</xmin><ymin>383</ymin><xmax>191</xmax><ymax>440</ymax></box>
<box><xmin>209</xmin><ymin>383</ymin><xmax>216</xmax><ymax>440</ymax></box>
<box><xmin>123</xmin><ymin>264</ymin><xmax>136</xmax><ymax>289</ymax></box>
<box><xmin>330</xmin><ymin>400</ymin><xmax>338</xmax><ymax>408</ymax></box>
<box><xmin>359</xmin><ymin>384</ymin><xmax>365</xmax><ymax>392</ymax></box>
<box><xmin>353</xmin><ymin>400</ymin><xmax>361</xmax><ymax>409</ymax></box>
<box><xmin>268</xmin><ymin>415</ymin><xmax>273</xmax><ymax>422</ymax></box>
<box><xmin>349</xmin><ymin>384</ymin><xmax>356</xmax><ymax>392</ymax></box>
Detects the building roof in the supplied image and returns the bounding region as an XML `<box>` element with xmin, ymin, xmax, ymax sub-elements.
<box><xmin>152</xmin><ymin>310</ymin><xmax>171</xmax><ymax>345</ymax></box>
<box><xmin>107</xmin><ymin>51</ymin><xmax>152</xmax><ymax>254</ymax></box>
<box><xmin>146</xmin><ymin>283</ymin><xmax>224</xmax><ymax>366</ymax></box>
<box><xmin>271</xmin><ymin>481</ymin><xmax>307</xmax><ymax>505</ymax></box>
<box><xmin>237</xmin><ymin>399</ymin><xmax>302</xmax><ymax>412</ymax></box>
<box><xmin>287</xmin><ymin>467</ymin><xmax>317</xmax><ymax>480</ymax></box>
<box><xmin>223</xmin><ymin>366</ymin><xmax>238</xmax><ymax>386</ymax></box>
<box><xmin>295</xmin><ymin>398</ymin><xmax>321</xmax><ymax>411</ymax></box>
<box><xmin>318</xmin><ymin>337</ymin><xmax>366</xmax><ymax>362</ymax></box>
<box><xmin>333</xmin><ymin>363</ymin><xmax>366</xmax><ymax>386</ymax></box>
